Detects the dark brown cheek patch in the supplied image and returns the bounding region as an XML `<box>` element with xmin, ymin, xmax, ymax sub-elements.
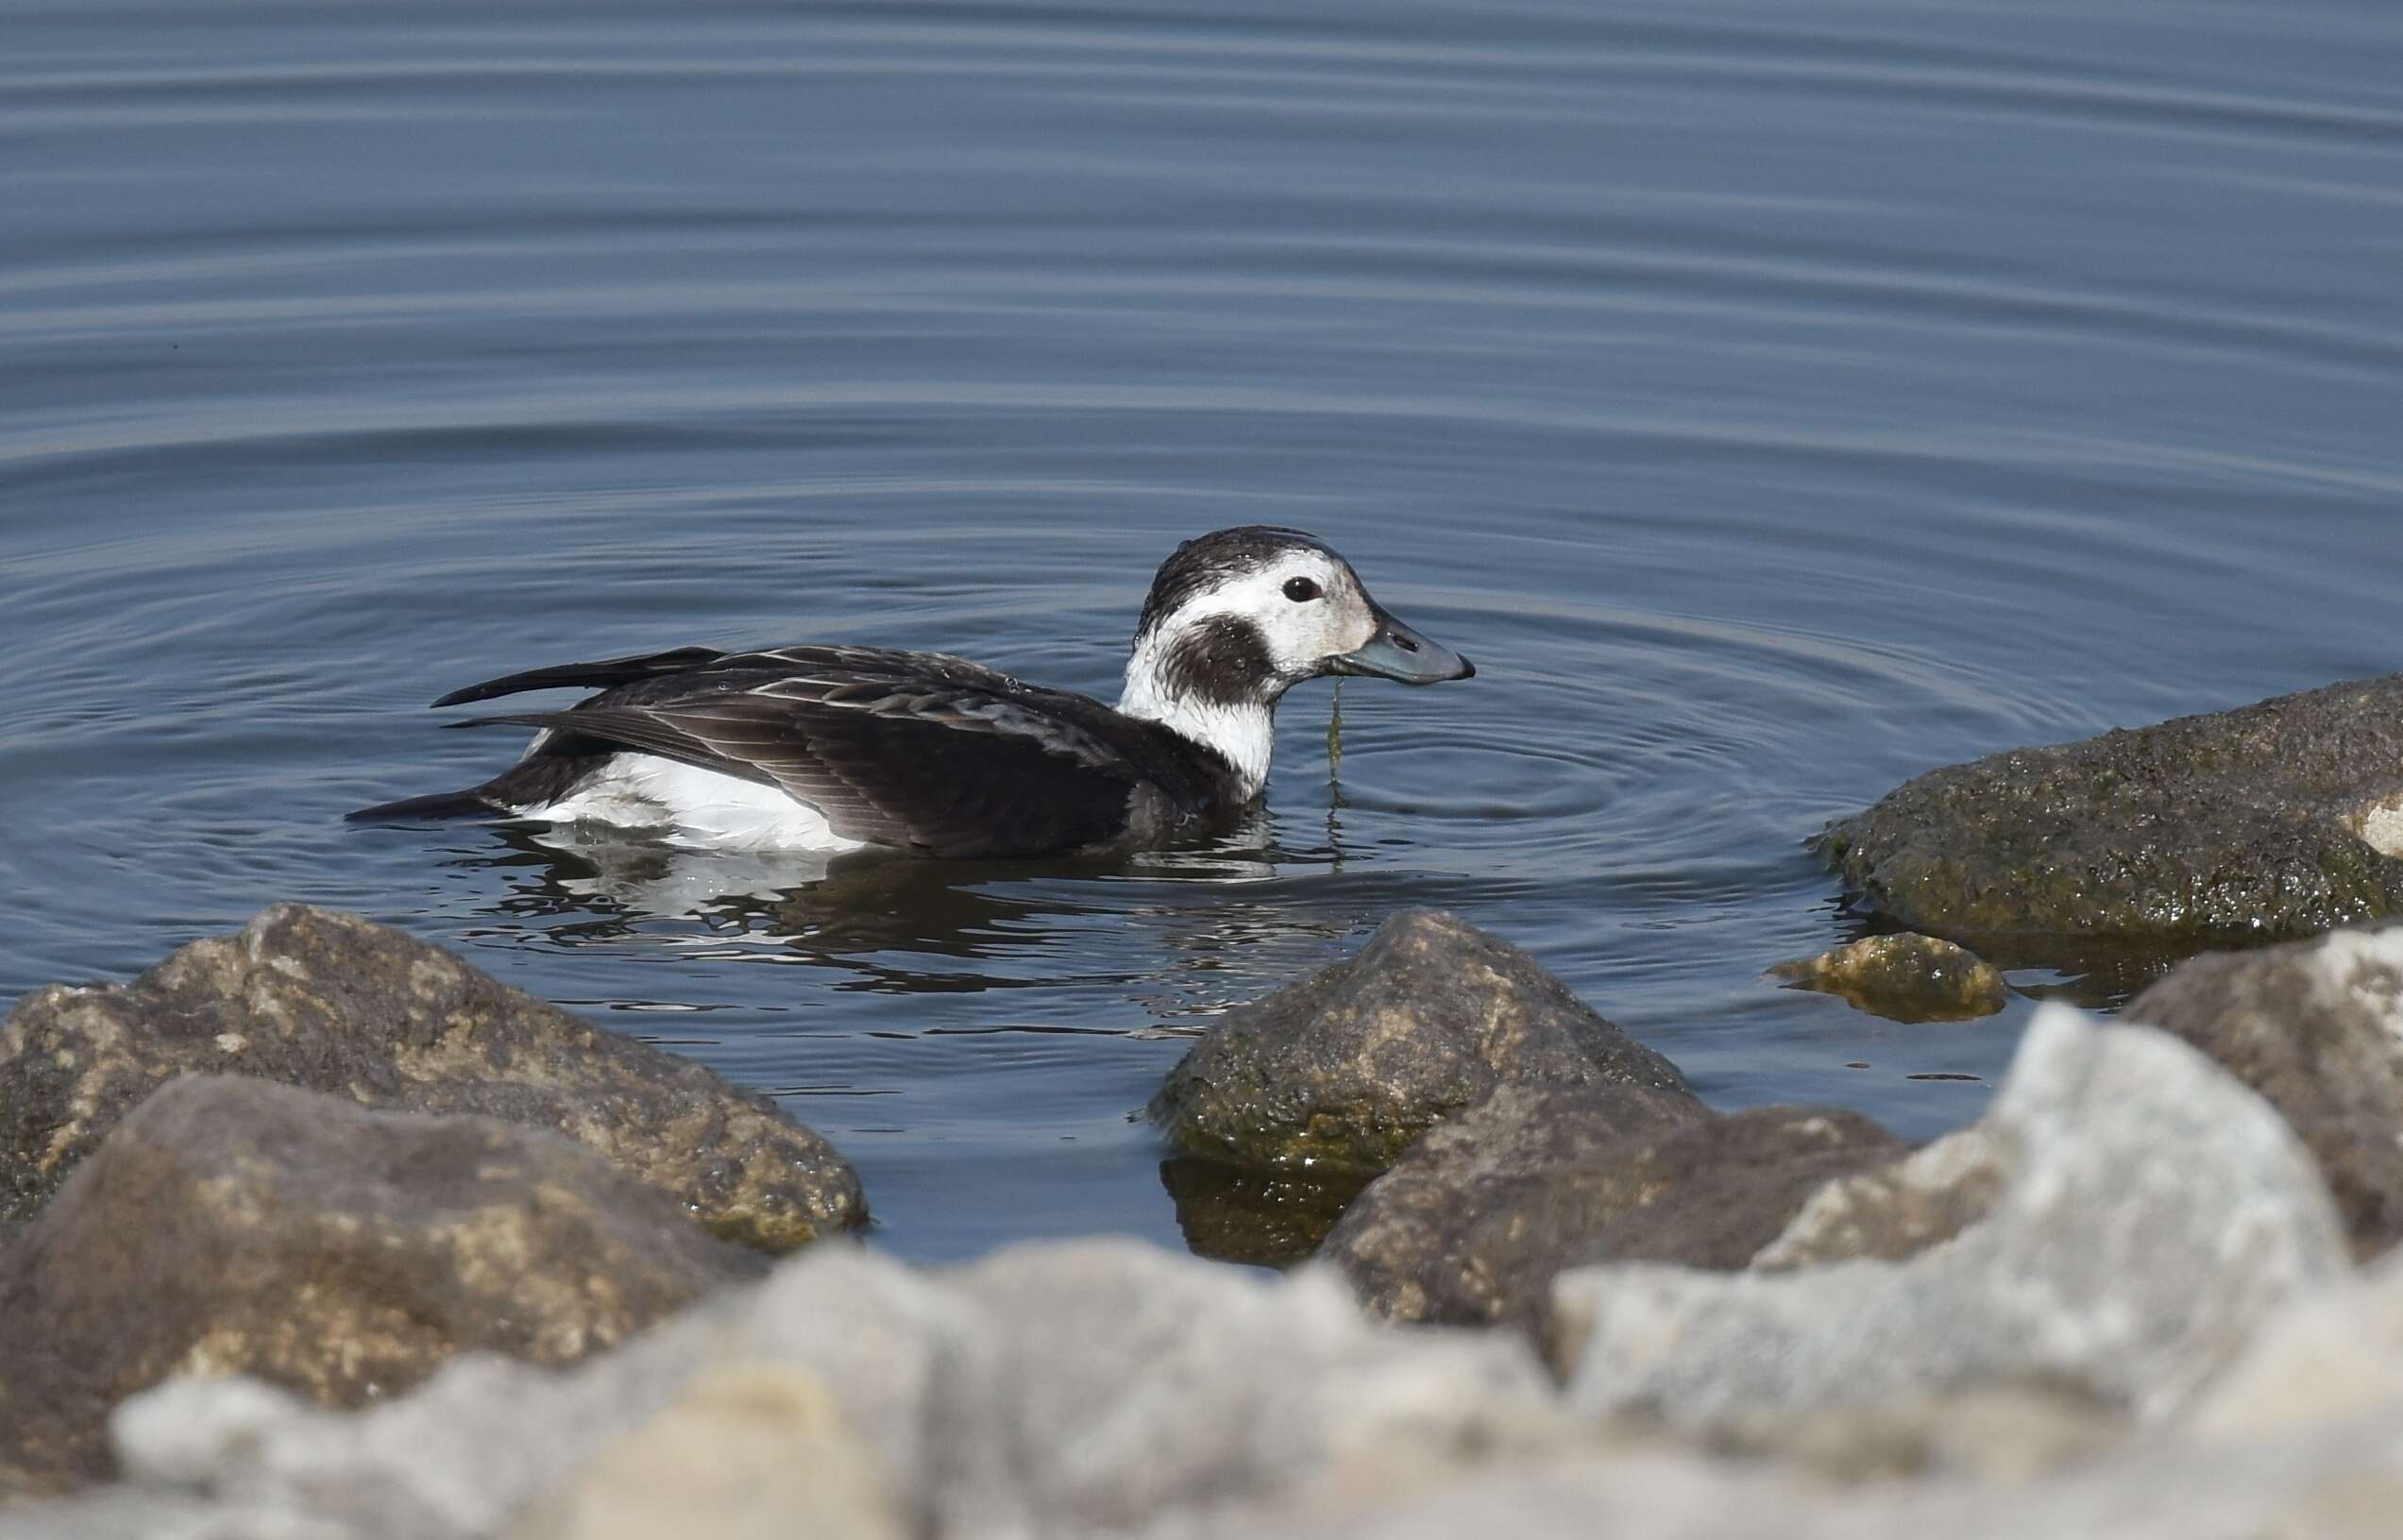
<box><xmin>1160</xmin><ymin>617</ymin><xmax>1279</xmax><ymax>707</ymax></box>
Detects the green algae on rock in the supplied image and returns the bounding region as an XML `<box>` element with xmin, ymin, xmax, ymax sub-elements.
<box><xmin>1768</xmin><ymin>933</ymin><xmax>2009</xmax><ymax>1023</ymax></box>
<box><xmin>1148</xmin><ymin>908</ymin><xmax>1690</xmax><ymax>1177</ymax></box>
<box><xmin>1815</xmin><ymin>674</ymin><xmax>2403</xmax><ymax>946</ymax></box>
<box><xmin>0</xmin><ymin>904</ymin><xmax>866</xmax><ymax>1248</ymax></box>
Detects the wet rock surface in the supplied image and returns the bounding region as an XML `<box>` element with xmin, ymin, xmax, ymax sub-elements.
<box><xmin>1322</xmin><ymin>1086</ymin><xmax>1897</xmax><ymax>1342</ymax></box>
<box><xmin>1768</xmin><ymin>932</ymin><xmax>2008</xmax><ymax>1022</ymax></box>
<box><xmin>1158</xmin><ymin>1156</ymin><xmax>1373</xmax><ymax>1269</ymax></box>
<box><xmin>0</xmin><ymin>1075</ymin><xmax>766</xmax><ymax>1497</ymax></box>
<box><xmin>0</xmin><ymin>904</ymin><xmax>865</xmax><ymax>1247</ymax></box>
<box><xmin>2125</xmin><ymin>925</ymin><xmax>2403</xmax><ymax>1259</ymax></box>
<box><xmin>1815</xmin><ymin>673</ymin><xmax>2403</xmax><ymax>947</ymax></box>
<box><xmin>1149</xmin><ymin>909</ymin><xmax>1688</xmax><ymax>1176</ymax></box>
<box><xmin>1556</xmin><ymin>1007</ymin><xmax>2348</xmax><ymax>1427</ymax></box>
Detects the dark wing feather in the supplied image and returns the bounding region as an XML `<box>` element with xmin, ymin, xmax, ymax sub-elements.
<box><xmin>466</xmin><ymin>667</ymin><xmax>1154</xmax><ymax>856</ymax></box>
<box><xmin>432</xmin><ymin>646</ymin><xmax>729</xmax><ymax>707</ymax></box>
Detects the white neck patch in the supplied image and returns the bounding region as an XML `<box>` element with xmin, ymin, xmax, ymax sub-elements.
<box><xmin>1118</xmin><ymin>633</ymin><xmax>1277</xmax><ymax>800</ymax></box>
<box><xmin>1114</xmin><ymin>548</ymin><xmax>1373</xmax><ymax>802</ymax></box>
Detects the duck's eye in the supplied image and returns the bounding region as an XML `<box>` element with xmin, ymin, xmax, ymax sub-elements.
<box><xmin>1282</xmin><ymin>576</ymin><xmax>1323</xmax><ymax>602</ymax></box>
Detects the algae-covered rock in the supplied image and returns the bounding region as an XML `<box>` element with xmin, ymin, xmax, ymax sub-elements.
<box><xmin>1323</xmin><ymin>1088</ymin><xmax>1892</xmax><ymax>1341</ymax></box>
<box><xmin>1817</xmin><ymin>674</ymin><xmax>2403</xmax><ymax>945</ymax></box>
<box><xmin>1555</xmin><ymin>1007</ymin><xmax>2347</xmax><ymax>1428</ymax></box>
<box><xmin>2125</xmin><ymin>924</ymin><xmax>2403</xmax><ymax>1259</ymax></box>
<box><xmin>0</xmin><ymin>1075</ymin><xmax>766</xmax><ymax>1496</ymax></box>
<box><xmin>1768</xmin><ymin>933</ymin><xmax>2008</xmax><ymax>1022</ymax></box>
<box><xmin>1148</xmin><ymin>909</ymin><xmax>1688</xmax><ymax>1175</ymax></box>
<box><xmin>0</xmin><ymin>904</ymin><xmax>864</xmax><ymax>1247</ymax></box>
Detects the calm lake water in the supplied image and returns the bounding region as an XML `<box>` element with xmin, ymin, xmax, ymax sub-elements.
<box><xmin>8</xmin><ymin>0</ymin><xmax>2403</xmax><ymax>1261</ymax></box>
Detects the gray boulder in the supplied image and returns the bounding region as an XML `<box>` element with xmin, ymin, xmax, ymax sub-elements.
<box><xmin>1751</xmin><ymin>1124</ymin><xmax>2008</xmax><ymax>1273</ymax></box>
<box><xmin>1138</xmin><ymin>1397</ymin><xmax>2403</xmax><ymax>1540</ymax></box>
<box><xmin>1815</xmin><ymin>673</ymin><xmax>2403</xmax><ymax>945</ymax></box>
<box><xmin>1768</xmin><ymin>933</ymin><xmax>2008</xmax><ymax>1022</ymax></box>
<box><xmin>1322</xmin><ymin>1087</ymin><xmax>1900</xmax><ymax>1345</ymax></box>
<box><xmin>2125</xmin><ymin>925</ymin><xmax>2403</xmax><ymax>1258</ymax></box>
<box><xmin>0</xmin><ymin>1075</ymin><xmax>766</xmax><ymax>1497</ymax></box>
<box><xmin>1149</xmin><ymin>910</ymin><xmax>1689</xmax><ymax>1176</ymax></box>
<box><xmin>0</xmin><ymin>903</ymin><xmax>865</xmax><ymax>1248</ymax></box>
<box><xmin>17</xmin><ymin>1241</ymin><xmax>1554</xmax><ymax>1540</ymax></box>
<box><xmin>506</xmin><ymin>1364</ymin><xmax>905</xmax><ymax>1540</ymax></box>
<box><xmin>1555</xmin><ymin>1007</ymin><xmax>2349</xmax><ymax>1428</ymax></box>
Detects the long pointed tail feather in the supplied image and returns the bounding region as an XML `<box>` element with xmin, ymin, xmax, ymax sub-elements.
<box><xmin>346</xmin><ymin>788</ymin><xmax>506</xmax><ymax>822</ymax></box>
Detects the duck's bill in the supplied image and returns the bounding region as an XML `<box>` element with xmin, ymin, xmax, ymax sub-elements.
<box><xmin>1328</xmin><ymin>610</ymin><xmax>1476</xmax><ymax>684</ymax></box>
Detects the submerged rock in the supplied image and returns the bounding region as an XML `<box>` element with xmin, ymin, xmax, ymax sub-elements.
<box><xmin>1816</xmin><ymin>673</ymin><xmax>2403</xmax><ymax>945</ymax></box>
<box><xmin>0</xmin><ymin>1075</ymin><xmax>766</xmax><ymax>1496</ymax></box>
<box><xmin>1768</xmin><ymin>933</ymin><xmax>2008</xmax><ymax>1022</ymax></box>
<box><xmin>1149</xmin><ymin>909</ymin><xmax>1689</xmax><ymax>1176</ymax></box>
<box><xmin>1322</xmin><ymin>1086</ymin><xmax>1901</xmax><ymax>1343</ymax></box>
<box><xmin>0</xmin><ymin>903</ymin><xmax>864</xmax><ymax>1247</ymax></box>
<box><xmin>2125</xmin><ymin>924</ymin><xmax>2403</xmax><ymax>1258</ymax></box>
<box><xmin>1555</xmin><ymin>1007</ymin><xmax>2347</xmax><ymax>1428</ymax></box>
<box><xmin>1157</xmin><ymin>1156</ymin><xmax>1372</xmax><ymax>1269</ymax></box>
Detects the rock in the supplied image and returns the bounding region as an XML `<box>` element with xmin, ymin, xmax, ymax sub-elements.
<box><xmin>1322</xmin><ymin>1086</ymin><xmax>1903</xmax><ymax>1343</ymax></box>
<box><xmin>1815</xmin><ymin>673</ymin><xmax>2403</xmax><ymax>946</ymax></box>
<box><xmin>0</xmin><ymin>903</ymin><xmax>864</xmax><ymax>1247</ymax></box>
<box><xmin>0</xmin><ymin>1075</ymin><xmax>766</xmax><ymax>1497</ymax></box>
<box><xmin>2124</xmin><ymin>925</ymin><xmax>2403</xmax><ymax>1258</ymax></box>
<box><xmin>1768</xmin><ymin>933</ymin><xmax>2008</xmax><ymax>1022</ymax></box>
<box><xmin>1149</xmin><ymin>910</ymin><xmax>1690</xmax><ymax>1176</ymax></box>
<box><xmin>1751</xmin><ymin>1125</ymin><xmax>2007</xmax><ymax>1271</ymax></box>
<box><xmin>1137</xmin><ymin>1401</ymin><xmax>2403</xmax><ymax>1540</ymax></box>
<box><xmin>2189</xmin><ymin>1245</ymin><xmax>2403</xmax><ymax>1441</ymax></box>
<box><xmin>1554</xmin><ymin>1007</ymin><xmax>2349</xmax><ymax>1428</ymax></box>
<box><xmin>931</xmin><ymin>1243</ymin><xmax>1558</xmax><ymax>1537</ymax></box>
<box><xmin>507</xmin><ymin>1366</ymin><xmax>903</xmax><ymax>1540</ymax></box>
<box><xmin>33</xmin><ymin>1239</ymin><xmax>1555</xmax><ymax>1540</ymax></box>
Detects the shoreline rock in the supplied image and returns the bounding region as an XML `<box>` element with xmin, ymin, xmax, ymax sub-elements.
<box><xmin>0</xmin><ymin>904</ymin><xmax>866</xmax><ymax>1249</ymax></box>
<box><xmin>1322</xmin><ymin>1087</ymin><xmax>1899</xmax><ymax>1346</ymax></box>
<box><xmin>0</xmin><ymin>1075</ymin><xmax>768</xmax><ymax>1496</ymax></box>
<box><xmin>1149</xmin><ymin>910</ymin><xmax>1689</xmax><ymax>1178</ymax></box>
<box><xmin>1816</xmin><ymin>673</ymin><xmax>2403</xmax><ymax>948</ymax></box>
<box><xmin>1555</xmin><ymin>1007</ymin><xmax>2348</xmax><ymax>1427</ymax></box>
<box><xmin>2125</xmin><ymin>924</ymin><xmax>2403</xmax><ymax>1258</ymax></box>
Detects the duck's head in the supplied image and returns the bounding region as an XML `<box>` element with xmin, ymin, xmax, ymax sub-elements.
<box><xmin>1117</xmin><ymin>526</ymin><xmax>1474</xmax><ymax>796</ymax></box>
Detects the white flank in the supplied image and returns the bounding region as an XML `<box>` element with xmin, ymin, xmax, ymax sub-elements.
<box><xmin>516</xmin><ymin>753</ymin><xmax>870</xmax><ymax>853</ymax></box>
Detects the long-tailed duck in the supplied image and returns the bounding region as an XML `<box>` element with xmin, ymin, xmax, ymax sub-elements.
<box><xmin>350</xmin><ymin>527</ymin><xmax>1474</xmax><ymax>856</ymax></box>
